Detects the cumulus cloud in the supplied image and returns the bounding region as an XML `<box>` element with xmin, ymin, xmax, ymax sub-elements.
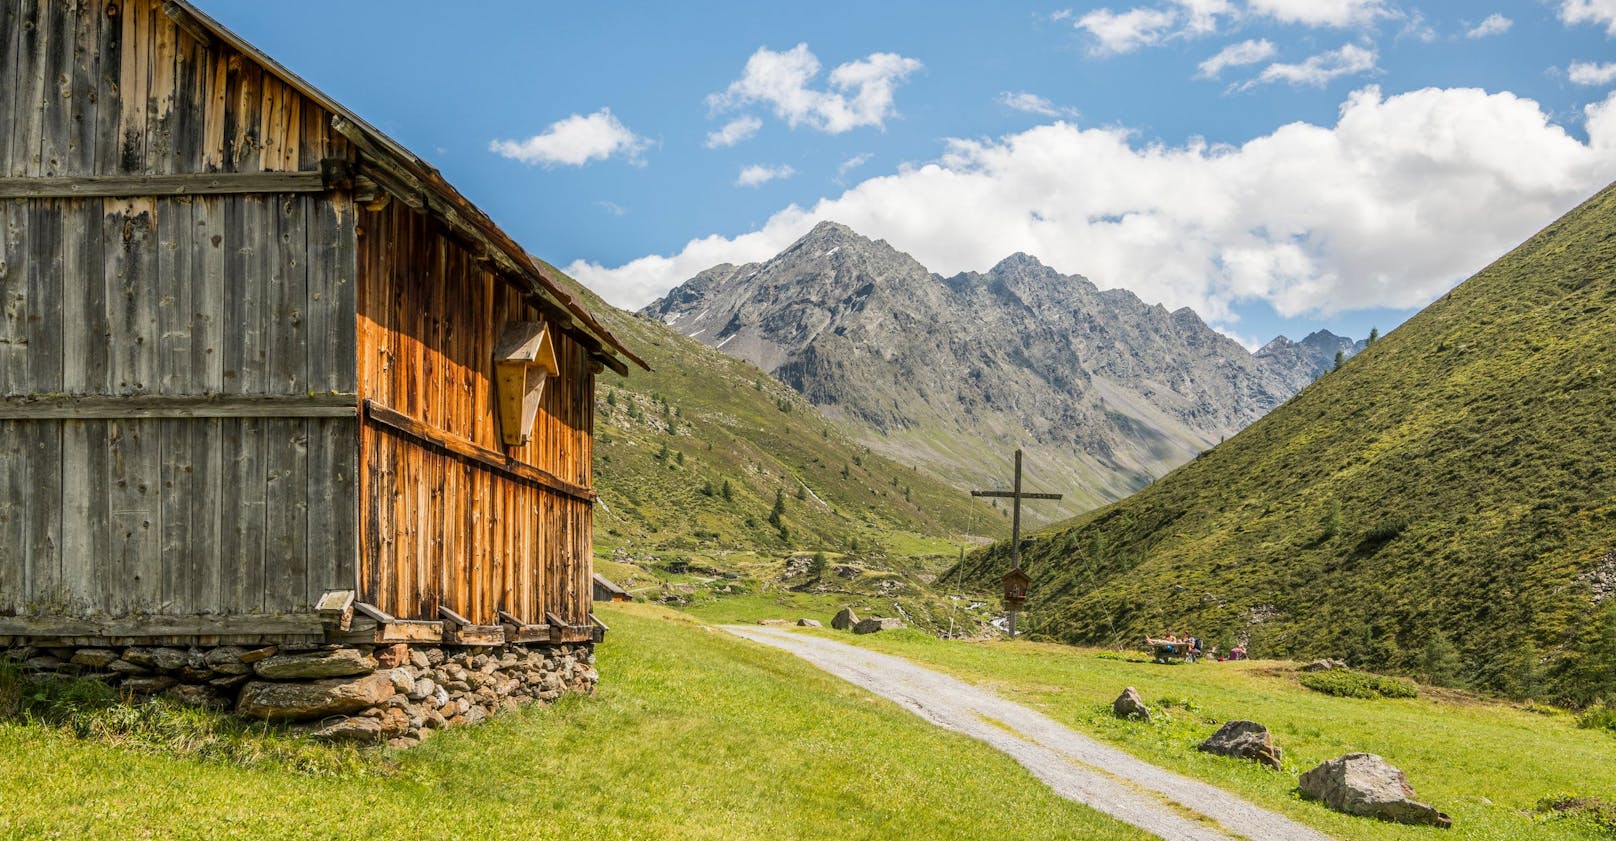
<box><xmin>706</xmin><ymin>116</ymin><xmax>763</xmax><ymax>148</ymax></box>
<box><xmin>1247</xmin><ymin>0</ymin><xmax>1391</xmax><ymax>28</ymax></box>
<box><xmin>708</xmin><ymin>44</ymin><xmax>922</xmax><ymax>134</ymax></box>
<box><xmin>1198</xmin><ymin>39</ymin><xmax>1277</xmax><ymax>78</ymax></box>
<box><xmin>1465</xmin><ymin>13</ymin><xmax>1513</xmax><ymax>38</ymax></box>
<box><xmin>489</xmin><ymin>108</ymin><xmax>650</xmax><ymax>167</ymax></box>
<box><xmin>1570</xmin><ymin>61</ymin><xmax>1616</xmax><ymax>85</ymax></box>
<box><xmin>571</xmin><ymin>87</ymin><xmax>1616</xmax><ymax>329</ymax></box>
<box><xmin>1244</xmin><ymin>43</ymin><xmax>1377</xmax><ymax>88</ymax></box>
<box><xmin>1075</xmin><ymin>7</ymin><xmax>1181</xmax><ymax>53</ymax></box>
<box><xmin>999</xmin><ymin>91</ymin><xmax>1079</xmax><ymax>117</ymax></box>
<box><xmin>736</xmin><ymin>164</ymin><xmax>796</xmax><ymax>187</ymax></box>
<box><xmin>1560</xmin><ymin>0</ymin><xmax>1616</xmax><ymax>35</ymax></box>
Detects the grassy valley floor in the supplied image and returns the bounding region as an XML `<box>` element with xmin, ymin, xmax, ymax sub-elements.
<box><xmin>833</xmin><ymin>629</ymin><xmax>1616</xmax><ymax>840</ymax></box>
<box><xmin>0</xmin><ymin>604</ymin><xmax>1141</xmax><ymax>841</ymax></box>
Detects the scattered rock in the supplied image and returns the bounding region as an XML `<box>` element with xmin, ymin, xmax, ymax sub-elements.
<box><xmin>253</xmin><ymin>648</ymin><xmax>376</xmax><ymax>679</ymax></box>
<box><xmin>854</xmin><ymin>617</ymin><xmax>903</xmax><ymax>634</ymax></box>
<box><xmin>1298</xmin><ymin>753</ymin><xmax>1451</xmax><ymax>828</ymax></box>
<box><xmin>797</xmin><ymin>619</ymin><xmax>823</xmax><ymax>628</ymax></box>
<box><xmin>379</xmin><ymin>668</ymin><xmax>415</xmax><ymax>695</ymax></box>
<box><xmin>1197</xmin><ymin>720</ymin><xmax>1283</xmax><ymax>770</ymax></box>
<box><xmin>121</xmin><ymin>675</ymin><xmax>179</xmax><ymax>694</ymax></box>
<box><xmin>1112</xmin><ymin>687</ymin><xmax>1151</xmax><ymax>721</ymax></box>
<box><xmin>374</xmin><ymin>643</ymin><xmax>411</xmax><ymax>669</ymax></box>
<box><xmin>70</xmin><ymin>648</ymin><xmax>118</xmax><ymax>668</ymax></box>
<box><xmin>106</xmin><ymin>658</ymin><xmax>151</xmax><ymax>675</ymax></box>
<box><xmin>1301</xmin><ymin>659</ymin><xmax>1349</xmax><ymax>672</ymax></box>
<box><xmin>121</xmin><ymin>647</ymin><xmax>189</xmax><ymax>671</ymax></box>
<box><xmin>758</xmin><ymin>619</ymin><xmax>791</xmax><ymax>626</ymax></box>
<box><xmin>831</xmin><ymin>607</ymin><xmax>860</xmax><ymax>630</ymax></box>
<box><xmin>308</xmin><ymin>716</ymin><xmax>386</xmax><ymax>744</ymax></box>
<box><xmin>236</xmin><ymin>673</ymin><xmax>396</xmax><ymax>721</ymax></box>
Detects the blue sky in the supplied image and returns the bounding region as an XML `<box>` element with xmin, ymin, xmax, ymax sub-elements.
<box><xmin>201</xmin><ymin>0</ymin><xmax>1616</xmax><ymax>347</ymax></box>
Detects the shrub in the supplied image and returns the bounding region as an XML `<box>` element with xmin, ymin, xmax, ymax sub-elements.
<box><xmin>1578</xmin><ymin>704</ymin><xmax>1616</xmax><ymax>733</ymax></box>
<box><xmin>1299</xmin><ymin>668</ymin><xmax>1419</xmax><ymax>700</ymax></box>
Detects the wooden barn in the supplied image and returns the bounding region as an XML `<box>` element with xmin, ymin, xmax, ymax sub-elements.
<box><xmin>0</xmin><ymin>0</ymin><xmax>645</xmax><ymax>651</ymax></box>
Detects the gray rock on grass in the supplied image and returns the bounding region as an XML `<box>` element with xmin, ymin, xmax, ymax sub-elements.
<box><xmin>1112</xmin><ymin>687</ymin><xmax>1151</xmax><ymax>721</ymax></box>
<box><xmin>831</xmin><ymin>608</ymin><xmax>859</xmax><ymax>630</ymax></box>
<box><xmin>853</xmin><ymin>617</ymin><xmax>903</xmax><ymax>634</ymax></box>
<box><xmin>1298</xmin><ymin>753</ymin><xmax>1451</xmax><ymax>828</ymax></box>
<box><xmin>1197</xmin><ymin>720</ymin><xmax>1283</xmax><ymax>770</ymax></box>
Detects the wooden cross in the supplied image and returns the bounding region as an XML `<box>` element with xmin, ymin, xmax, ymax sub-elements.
<box><xmin>971</xmin><ymin>449</ymin><xmax>1063</xmax><ymax>638</ymax></box>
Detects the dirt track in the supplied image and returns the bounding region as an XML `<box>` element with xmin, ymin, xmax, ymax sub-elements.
<box><xmin>724</xmin><ymin>626</ymin><xmax>1333</xmax><ymax>841</ymax></box>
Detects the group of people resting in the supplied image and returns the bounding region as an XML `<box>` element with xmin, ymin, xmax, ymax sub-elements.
<box><xmin>1144</xmin><ymin>632</ymin><xmax>1248</xmax><ymax>663</ymax></box>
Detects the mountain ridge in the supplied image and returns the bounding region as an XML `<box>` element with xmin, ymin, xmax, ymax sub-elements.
<box><xmin>646</xmin><ymin>221</ymin><xmax>1354</xmax><ymax>520</ymax></box>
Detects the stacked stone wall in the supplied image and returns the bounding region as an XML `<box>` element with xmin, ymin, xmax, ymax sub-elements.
<box><xmin>6</xmin><ymin>641</ymin><xmax>597</xmax><ymax>748</ymax></box>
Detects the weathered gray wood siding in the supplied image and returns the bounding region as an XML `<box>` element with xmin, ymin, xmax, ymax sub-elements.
<box><xmin>0</xmin><ymin>0</ymin><xmax>358</xmax><ymax>620</ymax></box>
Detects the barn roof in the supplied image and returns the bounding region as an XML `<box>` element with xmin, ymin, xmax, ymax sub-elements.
<box><xmin>170</xmin><ymin>0</ymin><xmax>648</xmax><ymax>373</ymax></box>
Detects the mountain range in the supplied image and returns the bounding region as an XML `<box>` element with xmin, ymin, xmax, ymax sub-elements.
<box><xmin>646</xmin><ymin>222</ymin><xmax>1359</xmax><ymax>520</ymax></box>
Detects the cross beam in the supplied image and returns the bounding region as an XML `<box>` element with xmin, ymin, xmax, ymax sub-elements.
<box><xmin>970</xmin><ymin>449</ymin><xmax>1064</xmax><ymax>638</ymax></box>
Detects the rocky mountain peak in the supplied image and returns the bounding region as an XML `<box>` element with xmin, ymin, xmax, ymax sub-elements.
<box><xmin>644</xmin><ymin>222</ymin><xmax>1341</xmax><ymax>517</ymax></box>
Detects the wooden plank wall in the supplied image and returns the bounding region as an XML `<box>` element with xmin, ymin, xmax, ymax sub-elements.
<box><xmin>356</xmin><ymin>201</ymin><xmax>596</xmax><ymax>628</ymax></box>
<box><xmin>0</xmin><ymin>0</ymin><xmax>359</xmax><ymax>619</ymax></box>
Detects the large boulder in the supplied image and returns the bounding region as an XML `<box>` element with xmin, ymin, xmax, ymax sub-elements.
<box><xmin>831</xmin><ymin>608</ymin><xmax>860</xmax><ymax>631</ymax></box>
<box><xmin>253</xmin><ymin>648</ymin><xmax>376</xmax><ymax>679</ymax></box>
<box><xmin>236</xmin><ymin>673</ymin><xmax>396</xmax><ymax>721</ymax></box>
<box><xmin>1112</xmin><ymin>687</ymin><xmax>1151</xmax><ymax>721</ymax></box>
<box><xmin>1197</xmin><ymin>720</ymin><xmax>1283</xmax><ymax>770</ymax></box>
<box><xmin>1298</xmin><ymin>753</ymin><xmax>1451</xmax><ymax>828</ymax></box>
<box><xmin>853</xmin><ymin>617</ymin><xmax>903</xmax><ymax>634</ymax></box>
<box><xmin>797</xmin><ymin>619</ymin><xmax>823</xmax><ymax>628</ymax></box>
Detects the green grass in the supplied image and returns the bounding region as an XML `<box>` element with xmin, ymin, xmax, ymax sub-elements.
<box><xmin>957</xmin><ymin>180</ymin><xmax>1616</xmax><ymax>704</ymax></box>
<box><xmin>0</xmin><ymin>605</ymin><xmax>1146</xmax><ymax>840</ymax></box>
<box><xmin>831</xmin><ymin>629</ymin><xmax>1616</xmax><ymax>840</ymax></box>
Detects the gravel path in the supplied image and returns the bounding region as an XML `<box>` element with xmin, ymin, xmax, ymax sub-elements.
<box><xmin>724</xmin><ymin>626</ymin><xmax>1333</xmax><ymax>841</ymax></box>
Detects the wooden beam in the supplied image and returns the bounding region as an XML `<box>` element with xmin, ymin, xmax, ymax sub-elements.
<box><xmin>316</xmin><ymin>590</ymin><xmax>355</xmax><ymax>632</ymax></box>
<box><xmin>352</xmin><ymin>602</ymin><xmax>395</xmax><ymax>624</ymax></box>
<box><xmin>444</xmin><ymin>624</ymin><xmax>507</xmax><ymax>646</ymax></box>
<box><xmin>327</xmin><ymin>616</ymin><xmax>443</xmax><ymax>644</ymax></box>
<box><xmin>500</xmin><ymin>623</ymin><xmax>553</xmax><ymax>644</ymax></box>
<box><xmin>161</xmin><ymin>1</ymin><xmax>215</xmax><ymax>48</ymax></box>
<box><xmin>437</xmin><ymin>605</ymin><xmax>474</xmax><ymax>627</ymax></box>
<box><xmin>363</xmin><ymin>400</ymin><xmax>595</xmax><ymax>503</ymax></box>
<box><xmin>0</xmin><ymin>171</ymin><xmax>327</xmax><ymax>199</ymax></box>
<box><xmin>0</xmin><ymin>393</ymin><xmax>358</xmax><ymax>420</ymax></box>
<box><xmin>0</xmin><ymin>613</ymin><xmax>325</xmax><ymax>637</ymax></box>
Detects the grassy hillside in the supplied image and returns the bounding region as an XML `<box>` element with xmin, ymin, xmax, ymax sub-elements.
<box><xmin>958</xmin><ymin>181</ymin><xmax>1616</xmax><ymax>704</ymax></box>
<box><xmin>0</xmin><ymin>606</ymin><xmax>1145</xmax><ymax>840</ymax></box>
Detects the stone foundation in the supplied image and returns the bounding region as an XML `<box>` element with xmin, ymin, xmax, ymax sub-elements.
<box><xmin>5</xmin><ymin>640</ymin><xmax>597</xmax><ymax>748</ymax></box>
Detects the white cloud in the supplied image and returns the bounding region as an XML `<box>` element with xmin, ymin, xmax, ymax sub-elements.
<box><xmin>1248</xmin><ymin>0</ymin><xmax>1390</xmax><ymax>27</ymax></box>
<box><xmin>838</xmin><ymin>153</ymin><xmax>874</xmax><ymax>179</ymax></box>
<box><xmin>1051</xmin><ymin>8</ymin><xmax>1074</xmax><ymax>21</ymax></box>
<box><xmin>489</xmin><ymin>108</ymin><xmax>650</xmax><ymax>167</ymax></box>
<box><xmin>736</xmin><ymin>164</ymin><xmax>796</xmax><ymax>187</ymax></box>
<box><xmin>1075</xmin><ymin>7</ymin><xmax>1179</xmax><ymax>53</ymax></box>
<box><xmin>707</xmin><ymin>44</ymin><xmax>921</xmax><ymax>134</ymax></box>
<box><xmin>1397</xmin><ymin>10</ymin><xmax>1437</xmax><ymax>43</ymax></box>
<box><xmin>571</xmin><ymin>86</ymin><xmax>1616</xmax><ymax>333</ymax></box>
<box><xmin>1245</xmin><ymin>43</ymin><xmax>1378</xmax><ymax>88</ymax></box>
<box><xmin>1570</xmin><ymin>61</ymin><xmax>1616</xmax><ymax>85</ymax></box>
<box><xmin>1175</xmin><ymin>0</ymin><xmax>1238</xmax><ymax>34</ymax></box>
<box><xmin>705</xmin><ymin>116</ymin><xmax>763</xmax><ymax>149</ymax></box>
<box><xmin>1198</xmin><ymin>39</ymin><xmax>1277</xmax><ymax>78</ymax></box>
<box><xmin>1465</xmin><ymin>13</ymin><xmax>1513</xmax><ymax>38</ymax></box>
<box><xmin>1560</xmin><ymin>0</ymin><xmax>1616</xmax><ymax>35</ymax></box>
<box><xmin>999</xmin><ymin>91</ymin><xmax>1079</xmax><ymax>117</ymax></box>
<box><xmin>597</xmin><ymin>200</ymin><xmax>627</xmax><ymax>217</ymax></box>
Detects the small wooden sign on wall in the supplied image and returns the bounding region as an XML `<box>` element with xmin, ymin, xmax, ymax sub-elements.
<box><xmin>494</xmin><ymin>321</ymin><xmax>560</xmax><ymax>446</ymax></box>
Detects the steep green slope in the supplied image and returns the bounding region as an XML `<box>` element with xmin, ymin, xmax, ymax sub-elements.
<box><xmin>536</xmin><ymin>261</ymin><xmax>1008</xmax><ymax>560</ymax></box>
<box><xmin>960</xmin><ymin>182</ymin><xmax>1616</xmax><ymax>704</ymax></box>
